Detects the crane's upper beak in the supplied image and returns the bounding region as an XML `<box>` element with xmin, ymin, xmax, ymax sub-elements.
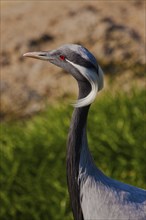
<box><xmin>23</xmin><ymin>51</ymin><xmax>53</xmax><ymax>61</ymax></box>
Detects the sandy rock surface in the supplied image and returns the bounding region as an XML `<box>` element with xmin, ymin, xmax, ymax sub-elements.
<box><xmin>1</xmin><ymin>1</ymin><xmax>145</xmax><ymax>118</ymax></box>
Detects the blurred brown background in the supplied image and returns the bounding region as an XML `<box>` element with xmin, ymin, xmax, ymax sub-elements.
<box><xmin>1</xmin><ymin>0</ymin><xmax>145</xmax><ymax>119</ymax></box>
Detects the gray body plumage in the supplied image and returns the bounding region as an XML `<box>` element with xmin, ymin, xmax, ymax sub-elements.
<box><xmin>24</xmin><ymin>44</ymin><xmax>146</xmax><ymax>220</ymax></box>
<box><xmin>79</xmin><ymin>127</ymin><xmax>146</xmax><ymax>220</ymax></box>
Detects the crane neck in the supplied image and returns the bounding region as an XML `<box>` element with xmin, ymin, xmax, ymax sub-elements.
<box><xmin>66</xmin><ymin>80</ymin><xmax>92</xmax><ymax>220</ymax></box>
<box><xmin>67</xmin><ymin>80</ymin><xmax>91</xmax><ymax>172</ymax></box>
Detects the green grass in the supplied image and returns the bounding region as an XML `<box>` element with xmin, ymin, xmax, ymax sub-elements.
<box><xmin>0</xmin><ymin>89</ymin><xmax>146</xmax><ymax>220</ymax></box>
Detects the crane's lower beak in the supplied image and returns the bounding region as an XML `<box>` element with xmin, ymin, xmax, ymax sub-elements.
<box><xmin>23</xmin><ymin>51</ymin><xmax>52</xmax><ymax>61</ymax></box>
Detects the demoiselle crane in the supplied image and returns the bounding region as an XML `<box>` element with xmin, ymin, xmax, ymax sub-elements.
<box><xmin>23</xmin><ymin>44</ymin><xmax>146</xmax><ymax>220</ymax></box>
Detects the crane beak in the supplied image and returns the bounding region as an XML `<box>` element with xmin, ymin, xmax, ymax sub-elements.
<box><xmin>23</xmin><ymin>51</ymin><xmax>52</xmax><ymax>61</ymax></box>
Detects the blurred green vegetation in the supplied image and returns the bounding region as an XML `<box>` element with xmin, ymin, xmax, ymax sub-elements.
<box><xmin>0</xmin><ymin>89</ymin><xmax>146</xmax><ymax>220</ymax></box>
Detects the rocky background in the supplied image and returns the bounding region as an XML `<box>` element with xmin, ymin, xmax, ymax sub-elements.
<box><xmin>1</xmin><ymin>0</ymin><xmax>145</xmax><ymax>119</ymax></box>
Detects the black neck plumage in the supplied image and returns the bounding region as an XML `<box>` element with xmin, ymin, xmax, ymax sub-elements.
<box><xmin>66</xmin><ymin>81</ymin><xmax>91</xmax><ymax>220</ymax></box>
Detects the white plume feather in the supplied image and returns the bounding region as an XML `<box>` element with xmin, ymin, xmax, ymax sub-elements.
<box><xmin>66</xmin><ymin>59</ymin><xmax>104</xmax><ymax>108</ymax></box>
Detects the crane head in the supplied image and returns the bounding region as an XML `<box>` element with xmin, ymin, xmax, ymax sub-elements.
<box><xmin>23</xmin><ymin>44</ymin><xmax>104</xmax><ymax>107</ymax></box>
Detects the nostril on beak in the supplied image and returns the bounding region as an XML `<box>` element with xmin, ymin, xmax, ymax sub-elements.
<box><xmin>40</xmin><ymin>54</ymin><xmax>47</xmax><ymax>56</ymax></box>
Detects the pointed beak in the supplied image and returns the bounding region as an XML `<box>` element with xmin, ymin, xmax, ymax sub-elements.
<box><xmin>23</xmin><ymin>51</ymin><xmax>53</xmax><ymax>61</ymax></box>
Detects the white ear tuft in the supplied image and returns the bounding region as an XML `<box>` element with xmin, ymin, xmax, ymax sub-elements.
<box><xmin>66</xmin><ymin>60</ymin><xmax>104</xmax><ymax>108</ymax></box>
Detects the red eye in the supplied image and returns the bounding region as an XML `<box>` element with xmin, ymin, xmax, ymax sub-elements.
<box><xmin>59</xmin><ymin>55</ymin><xmax>65</xmax><ymax>61</ymax></box>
